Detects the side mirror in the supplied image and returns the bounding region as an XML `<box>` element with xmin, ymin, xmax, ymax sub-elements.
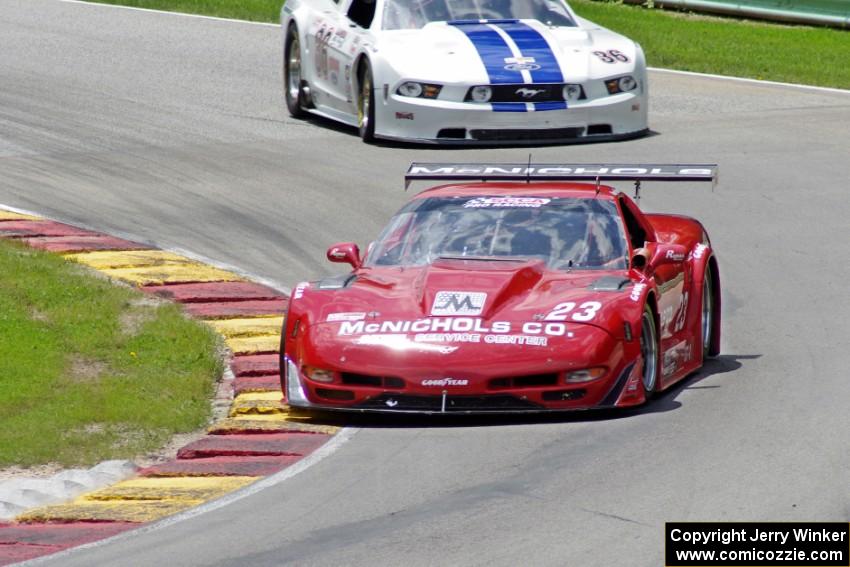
<box><xmin>651</xmin><ymin>244</ymin><xmax>688</xmax><ymax>267</ymax></box>
<box><xmin>327</xmin><ymin>242</ymin><xmax>361</xmax><ymax>269</ymax></box>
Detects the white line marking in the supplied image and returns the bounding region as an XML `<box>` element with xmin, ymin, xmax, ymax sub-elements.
<box><xmin>18</xmin><ymin>428</ymin><xmax>359</xmax><ymax>566</ymax></box>
<box><xmin>648</xmin><ymin>67</ymin><xmax>850</xmax><ymax>96</ymax></box>
<box><xmin>57</xmin><ymin>0</ymin><xmax>279</xmax><ymax>27</ymax></box>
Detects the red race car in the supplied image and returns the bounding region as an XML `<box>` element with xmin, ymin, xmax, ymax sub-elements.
<box><xmin>282</xmin><ymin>163</ymin><xmax>720</xmax><ymax>413</ymax></box>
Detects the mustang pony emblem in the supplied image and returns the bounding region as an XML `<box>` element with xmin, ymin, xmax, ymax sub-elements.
<box><xmin>515</xmin><ymin>87</ymin><xmax>546</xmax><ymax>99</ymax></box>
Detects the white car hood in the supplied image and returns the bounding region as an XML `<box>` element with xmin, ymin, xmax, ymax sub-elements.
<box><xmin>376</xmin><ymin>20</ymin><xmax>633</xmax><ymax>85</ymax></box>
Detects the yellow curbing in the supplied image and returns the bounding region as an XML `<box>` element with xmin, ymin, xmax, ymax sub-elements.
<box><xmin>205</xmin><ymin>316</ymin><xmax>284</xmax><ymax>338</ymax></box>
<box><xmin>18</xmin><ymin>499</ymin><xmax>204</xmax><ymax>524</ymax></box>
<box><xmin>229</xmin><ymin>392</ymin><xmax>288</xmax><ymax>417</ymax></box>
<box><xmin>225</xmin><ymin>335</ymin><xmax>281</xmax><ymax>355</ymax></box>
<box><xmin>94</xmin><ymin>264</ymin><xmax>244</xmax><ymax>286</ymax></box>
<box><xmin>63</xmin><ymin>249</ymin><xmax>195</xmax><ymax>269</ymax></box>
<box><xmin>85</xmin><ymin>476</ymin><xmax>257</xmax><ymax>501</ymax></box>
<box><xmin>210</xmin><ymin>418</ymin><xmax>340</xmax><ymax>435</ymax></box>
<box><xmin>0</xmin><ymin>210</ymin><xmax>41</xmax><ymax>221</ymax></box>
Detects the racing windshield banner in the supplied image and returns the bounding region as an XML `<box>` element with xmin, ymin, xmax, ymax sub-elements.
<box><xmin>405</xmin><ymin>163</ymin><xmax>718</xmax><ymax>187</ymax></box>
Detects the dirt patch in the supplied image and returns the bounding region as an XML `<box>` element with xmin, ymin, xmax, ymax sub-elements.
<box><xmin>119</xmin><ymin>295</ymin><xmax>165</xmax><ymax>336</ymax></box>
<box><xmin>67</xmin><ymin>355</ymin><xmax>107</xmax><ymax>383</ymax></box>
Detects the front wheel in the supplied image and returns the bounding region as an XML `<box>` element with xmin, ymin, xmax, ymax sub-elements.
<box><xmin>284</xmin><ymin>28</ymin><xmax>306</xmax><ymax>118</ymax></box>
<box><xmin>357</xmin><ymin>60</ymin><xmax>376</xmax><ymax>143</ymax></box>
<box><xmin>640</xmin><ymin>305</ymin><xmax>659</xmax><ymax>396</ymax></box>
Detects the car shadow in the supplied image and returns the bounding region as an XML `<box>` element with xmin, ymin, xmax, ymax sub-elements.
<box><xmin>298</xmin><ymin>353</ymin><xmax>760</xmax><ymax>430</ymax></box>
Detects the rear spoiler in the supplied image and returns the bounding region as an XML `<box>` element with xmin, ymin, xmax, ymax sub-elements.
<box><xmin>404</xmin><ymin>163</ymin><xmax>718</xmax><ymax>190</ymax></box>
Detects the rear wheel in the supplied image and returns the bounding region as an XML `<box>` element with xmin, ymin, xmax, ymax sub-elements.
<box><xmin>284</xmin><ymin>28</ymin><xmax>306</xmax><ymax>118</ymax></box>
<box><xmin>640</xmin><ymin>305</ymin><xmax>659</xmax><ymax>395</ymax></box>
<box><xmin>701</xmin><ymin>267</ymin><xmax>715</xmax><ymax>359</ymax></box>
<box><xmin>357</xmin><ymin>60</ymin><xmax>376</xmax><ymax>143</ymax></box>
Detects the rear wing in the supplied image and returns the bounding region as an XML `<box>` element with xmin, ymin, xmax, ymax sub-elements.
<box><xmin>404</xmin><ymin>163</ymin><xmax>718</xmax><ymax>190</ymax></box>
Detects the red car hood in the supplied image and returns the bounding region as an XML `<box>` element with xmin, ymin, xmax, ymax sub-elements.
<box><xmin>300</xmin><ymin>258</ymin><xmax>638</xmax><ymax>338</ymax></box>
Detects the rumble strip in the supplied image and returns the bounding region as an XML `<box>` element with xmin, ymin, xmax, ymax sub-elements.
<box><xmin>0</xmin><ymin>208</ymin><xmax>338</xmax><ymax>565</ymax></box>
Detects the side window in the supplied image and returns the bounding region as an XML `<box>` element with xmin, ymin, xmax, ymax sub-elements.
<box><xmin>618</xmin><ymin>197</ymin><xmax>646</xmax><ymax>250</ymax></box>
<box><xmin>347</xmin><ymin>0</ymin><xmax>376</xmax><ymax>28</ymax></box>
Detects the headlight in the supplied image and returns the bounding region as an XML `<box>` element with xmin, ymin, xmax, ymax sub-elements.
<box><xmin>469</xmin><ymin>85</ymin><xmax>492</xmax><ymax>102</ymax></box>
<box><xmin>605</xmin><ymin>75</ymin><xmax>638</xmax><ymax>95</ymax></box>
<box><xmin>562</xmin><ymin>84</ymin><xmax>583</xmax><ymax>102</ymax></box>
<box><xmin>303</xmin><ymin>366</ymin><xmax>336</xmax><ymax>383</ymax></box>
<box><xmin>565</xmin><ymin>367</ymin><xmax>606</xmax><ymax>383</ymax></box>
<box><xmin>396</xmin><ymin>82</ymin><xmax>442</xmax><ymax>99</ymax></box>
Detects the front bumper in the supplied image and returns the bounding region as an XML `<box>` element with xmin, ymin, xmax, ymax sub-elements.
<box><xmin>284</xmin><ymin>356</ymin><xmax>646</xmax><ymax>415</ymax></box>
<box><xmin>372</xmin><ymin>89</ymin><xmax>648</xmax><ymax>145</ymax></box>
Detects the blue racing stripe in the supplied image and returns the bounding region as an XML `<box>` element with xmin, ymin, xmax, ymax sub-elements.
<box><xmin>450</xmin><ymin>23</ymin><xmax>523</xmax><ymax>85</ymax></box>
<box><xmin>533</xmin><ymin>102</ymin><xmax>568</xmax><ymax>111</ymax></box>
<box><xmin>495</xmin><ymin>22</ymin><xmax>564</xmax><ymax>84</ymax></box>
<box><xmin>492</xmin><ymin>103</ymin><xmax>528</xmax><ymax>112</ymax></box>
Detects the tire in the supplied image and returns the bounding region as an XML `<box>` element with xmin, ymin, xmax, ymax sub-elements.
<box><xmin>357</xmin><ymin>60</ymin><xmax>376</xmax><ymax>143</ymax></box>
<box><xmin>284</xmin><ymin>27</ymin><xmax>306</xmax><ymax>118</ymax></box>
<box><xmin>640</xmin><ymin>304</ymin><xmax>659</xmax><ymax>396</ymax></box>
<box><xmin>701</xmin><ymin>267</ymin><xmax>715</xmax><ymax>360</ymax></box>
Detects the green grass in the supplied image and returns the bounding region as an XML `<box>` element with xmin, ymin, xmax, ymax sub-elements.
<box><xmin>84</xmin><ymin>0</ymin><xmax>850</xmax><ymax>89</ymax></box>
<box><xmin>571</xmin><ymin>0</ymin><xmax>850</xmax><ymax>89</ymax></box>
<box><xmin>0</xmin><ymin>239</ymin><xmax>222</xmax><ymax>468</ymax></box>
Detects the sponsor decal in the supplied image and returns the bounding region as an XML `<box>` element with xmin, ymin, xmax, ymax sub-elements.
<box><xmin>631</xmin><ymin>103</ymin><xmax>641</xmax><ymax>112</ymax></box>
<box><xmin>329</xmin><ymin>29</ymin><xmax>347</xmax><ymax>49</ymax></box>
<box><xmin>407</xmin><ymin>165</ymin><xmax>716</xmax><ymax>178</ymax></box>
<box><xmin>395</xmin><ymin>112</ymin><xmax>415</xmax><ymax>120</ymax></box>
<box><xmin>337</xmin><ymin>317</ymin><xmax>571</xmax><ymax>342</ymax></box>
<box><xmin>431</xmin><ymin>291</ymin><xmax>487</xmax><ymax>316</ymax></box>
<box><xmin>385</xmin><ymin>399</ymin><xmax>398</xmax><ymax>407</ymax></box>
<box><xmin>421</xmin><ymin>378</ymin><xmax>469</xmax><ymax>387</ymax></box>
<box><xmin>692</xmin><ymin>243</ymin><xmax>708</xmax><ymax>260</ymax></box>
<box><xmin>665</xmin><ymin>249</ymin><xmax>686</xmax><ymax>262</ymax></box>
<box><xmin>463</xmin><ymin>197</ymin><xmax>550</xmax><ymax>209</ymax></box>
<box><xmin>504</xmin><ymin>56</ymin><xmax>540</xmax><ymax>72</ymax></box>
<box><xmin>327</xmin><ymin>312</ymin><xmax>366</xmax><ymax>322</ymax></box>
<box><xmin>293</xmin><ymin>282</ymin><xmax>308</xmax><ymax>300</ymax></box>
<box><xmin>515</xmin><ymin>87</ymin><xmax>546</xmax><ymax>99</ymax></box>
<box><xmin>630</xmin><ymin>282</ymin><xmax>647</xmax><ymax>302</ymax></box>
<box><xmin>328</xmin><ymin>247</ymin><xmax>346</xmax><ymax>259</ymax></box>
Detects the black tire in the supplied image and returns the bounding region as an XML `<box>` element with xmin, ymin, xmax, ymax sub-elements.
<box><xmin>357</xmin><ymin>60</ymin><xmax>376</xmax><ymax>143</ymax></box>
<box><xmin>640</xmin><ymin>304</ymin><xmax>659</xmax><ymax>396</ymax></box>
<box><xmin>284</xmin><ymin>27</ymin><xmax>306</xmax><ymax>118</ymax></box>
<box><xmin>701</xmin><ymin>267</ymin><xmax>716</xmax><ymax>360</ymax></box>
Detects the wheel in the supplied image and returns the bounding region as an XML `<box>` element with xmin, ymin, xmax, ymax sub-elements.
<box><xmin>701</xmin><ymin>267</ymin><xmax>715</xmax><ymax>360</ymax></box>
<box><xmin>640</xmin><ymin>304</ymin><xmax>659</xmax><ymax>395</ymax></box>
<box><xmin>284</xmin><ymin>27</ymin><xmax>306</xmax><ymax>118</ymax></box>
<box><xmin>357</xmin><ymin>60</ymin><xmax>376</xmax><ymax>143</ymax></box>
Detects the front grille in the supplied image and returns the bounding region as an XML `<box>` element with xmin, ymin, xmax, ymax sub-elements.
<box><xmin>465</xmin><ymin>84</ymin><xmax>586</xmax><ymax>103</ymax></box>
<box><xmin>489</xmin><ymin>374</ymin><xmax>559</xmax><ymax>390</ymax></box>
<box><xmin>542</xmin><ymin>389</ymin><xmax>587</xmax><ymax>402</ymax></box>
<box><xmin>469</xmin><ymin>127</ymin><xmax>584</xmax><ymax>142</ymax></box>
<box><xmin>341</xmin><ymin>373</ymin><xmax>405</xmax><ymax>389</ymax></box>
<box><xmin>437</xmin><ymin>128</ymin><xmax>466</xmax><ymax>139</ymax></box>
<box><xmin>587</xmin><ymin>124</ymin><xmax>613</xmax><ymax>135</ymax></box>
<box><xmin>357</xmin><ymin>394</ymin><xmax>542</xmax><ymax>412</ymax></box>
<box><xmin>316</xmin><ymin>388</ymin><xmax>356</xmax><ymax>401</ymax></box>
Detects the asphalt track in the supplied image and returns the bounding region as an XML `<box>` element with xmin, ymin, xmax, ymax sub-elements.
<box><xmin>2</xmin><ymin>1</ymin><xmax>850</xmax><ymax>565</ymax></box>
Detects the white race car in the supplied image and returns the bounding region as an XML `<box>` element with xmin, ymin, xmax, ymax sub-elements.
<box><xmin>281</xmin><ymin>0</ymin><xmax>649</xmax><ymax>144</ymax></box>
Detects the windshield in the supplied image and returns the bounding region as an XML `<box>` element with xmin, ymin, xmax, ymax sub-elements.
<box><xmin>382</xmin><ymin>0</ymin><xmax>576</xmax><ymax>30</ymax></box>
<box><xmin>365</xmin><ymin>195</ymin><xmax>628</xmax><ymax>270</ymax></box>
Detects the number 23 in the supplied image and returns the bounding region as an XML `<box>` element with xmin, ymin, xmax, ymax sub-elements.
<box><xmin>545</xmin><ymin>301</ymin><xmax>602</xmax><ymax>322</ymax></box>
